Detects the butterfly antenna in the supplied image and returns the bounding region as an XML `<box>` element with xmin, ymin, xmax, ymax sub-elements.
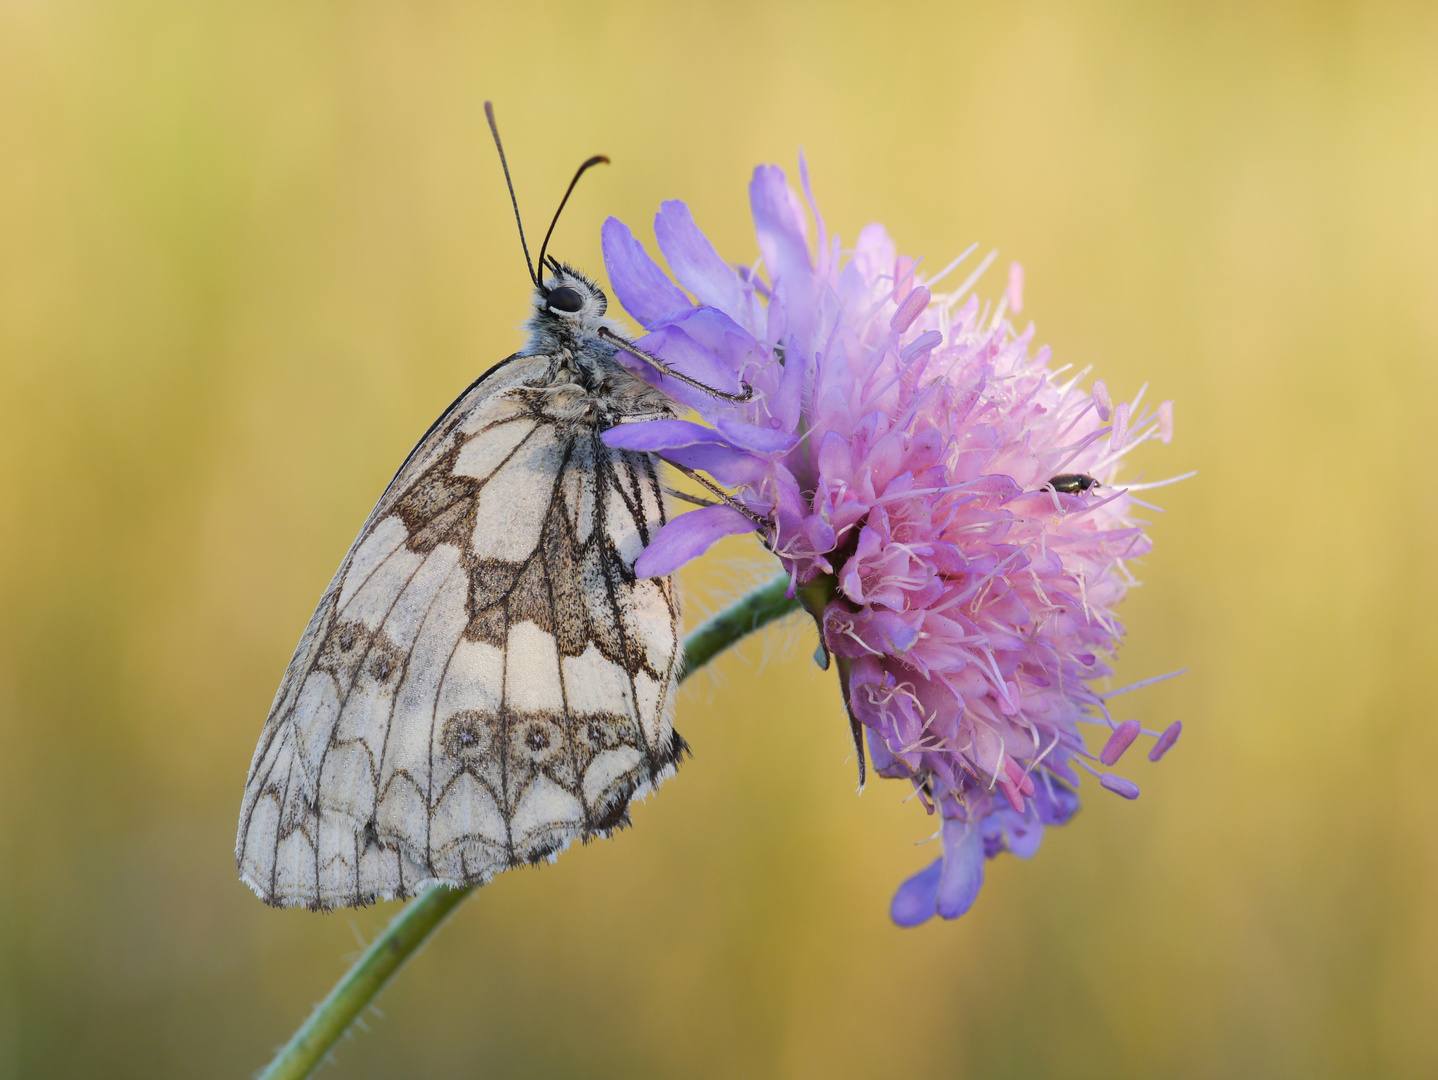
<box><xmin>484</xmin><ymin>101</ymin><xmax>538</xmax><ymax>287</ymax></box>
<box><xmin>535</xmin><ymin>154</ymin><xmax>610</xmax><ymax>283</ymax></box>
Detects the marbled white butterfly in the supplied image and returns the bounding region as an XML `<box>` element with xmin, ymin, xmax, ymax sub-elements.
<box><xmin>237</xmin><ymin>103</ymin><xmax>748</xmax><ymax>909</ymax></box>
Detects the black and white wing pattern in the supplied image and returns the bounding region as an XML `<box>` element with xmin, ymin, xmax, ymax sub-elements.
<box><xmin>237</xmin><ymin>355</ymin><xmax>685</xmax><ymax>909</ymax></box>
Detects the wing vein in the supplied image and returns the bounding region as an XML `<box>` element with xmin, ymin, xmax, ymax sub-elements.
<box><xmin>423</xmin><ymin>561</ymin><xmax>476</xmax><ymax>874</ymax></box>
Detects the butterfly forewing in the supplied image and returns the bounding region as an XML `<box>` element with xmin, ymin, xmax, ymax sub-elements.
<box><xmin>237</xmin><ymin>354</ymin><xmax>685</xmax><ymax>909</ymax></box>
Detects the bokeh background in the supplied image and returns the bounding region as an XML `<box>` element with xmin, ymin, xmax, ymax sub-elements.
<box><xmin>2</xmin><ymin>1</ymin><xmax>1436</xmax><ymax>1077</ymax></box>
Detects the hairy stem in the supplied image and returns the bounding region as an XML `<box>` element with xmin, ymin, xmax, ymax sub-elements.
<box><xmin>678</xmin><ymin>573</ymin><xmax>799</xmax><ymax>679</ymax></box>
<box><xmin>256</xmin><ymin>883</ymin><xmax>473</xmax><ymax>1080</ymax></box>
<box><xmin>257</xmin><ymin>573</ymin><xmax>799</xmax><ymax>1080</ymax></box>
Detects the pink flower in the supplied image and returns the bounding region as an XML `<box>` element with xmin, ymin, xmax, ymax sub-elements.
<box><xmin>601</xmin><ymin>161</ymin><xmax>1181</xmax><ymax>924</ymax></box>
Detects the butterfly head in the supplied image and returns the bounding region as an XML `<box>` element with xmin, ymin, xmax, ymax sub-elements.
<box><xmin>522</xmin><ymin>261</ymin><xmax>617</xmax><ymax>355</ymax></box>
<box><xmin>538</xmin><ymin>261</ymin><xmax>608</xmax><ymax>320</ymax></box>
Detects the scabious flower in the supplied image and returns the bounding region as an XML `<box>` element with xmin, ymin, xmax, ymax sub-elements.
<box><xmin>600</xmin><ymin>160</ymin><xmax>1182</xmax><ymax>925</ymax></box>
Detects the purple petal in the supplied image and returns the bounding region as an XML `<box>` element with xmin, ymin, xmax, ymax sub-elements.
<box><xmin>798</xmin><ymin>152</ymin><xmax>829</xmax><ymax>274</ymax></box>
<box><xmin>1100</xmin><ymin>774</ymin><xmax>1140</xmax><ymax>800</ymax></box>
<box><xmin>890</xmin><ymin>858</ymin><xmax>942</xmax><ymax>927</ymax></box>
<box><xmin>1148</xmin><ymin>721</ymin><xmax>1182</xmax><ymax>762</ymax></box>
<box><xmin>1034</xmin><ymin>779</ymin><xmax>1080</xmax><ymax>825</ymax></box>
<box><xmin>804</xmin><ymin>515</ymin><xmax>836</xmax><ymax>553</ymax></box>
<box><xmin>966</xmin><ymin>474</ymin><xmax>1024</xmax><ymax>504</ymax></box>
<box><xmin>1005</xmin><ymin>815</ymin><xmax>1045</xmax><ymax>859</ymax></box>
<box><xmin>901</xmin><ymin>330</ymin><xmax>943</xmax><ymax>362</ymax></box>
<box><xmin>817</xmin><ymin>429</ymin><xmax>854</xmax><ymax>478</ymax></box>
<box><xmin>621</xmin><ymin>323</ymin><xmax>747</xmax><ymax>404</ymax></box>
<box><xmin>749</xmin><ymin>165</ymin><xmax>811</xmax><ymax>288</ymax></box>
<box><xmin>1099</xmin><ymin>719</ymin><xmax>1142</xmax><ymax>766</ymax></box>
<box><xmin>865</xmin><ymin>724</ymin><xmax>911</xmax><ymax>780</ymax></box>
<box><xmin>715</xmin><ymin>416</ymin><xmax>798</xmax><ymax>455</ymax></box>
<box><xmin>601</xmin><ymin>217</ymin><xmax>693</xmax><ymax>327</ymax></box>
<box><xmin>826</xmin><ymin>607</ymin><xmax>920</xmax><ymax>657</ymax></box>
<box><xmin>659</xmin><ymin>442</ymin><xmax>768</xmax><ymax>487</ymax></box>
<box><xmin>937</xmin><ymin>818</ymin><xmax>985</xmax><ymax>919</ymax></box>
<box><xmin>634</xmin><ymin>505</ymin><xmax>756</xmax><ymax>578</ymax></box>
<box><xmin>771</xmin><ymin>333</ymin><xmax>807</xmax><ymax>433</ymax></box>
<box><xmin>870</xmin><ymin>610</ymin><xmax>920</xmax><ymax>653</ymax></box>
<box><xmin>654</xmin><ymin>201</ymin><xmax>742</xmax><ymax>314</ymax></box>
<box><xmin>650</xmin><ymin>304</ymin><xmax>754</xmax><ymax>360</ymax></box>
<box><xmin>853</xmin><ymin>223</ymin><xmax>896</xmax><ymax>283</ymax></box>
<box><xmin>602</xmin><ymin>419</ymin><xmax>724</xmax><ymax>453</ymax></box>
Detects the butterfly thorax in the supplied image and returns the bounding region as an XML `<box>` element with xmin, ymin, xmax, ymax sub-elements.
<box><xmin>521</xmin><ymin>263</ymin><xmax>677</xmax><ymax>427</ymax></box>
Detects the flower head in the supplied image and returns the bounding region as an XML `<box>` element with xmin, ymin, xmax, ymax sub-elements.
<box><xmin>601</xmin><ymin>160</ymin><xmax>1181</xmax><ymax>924</ymax></box>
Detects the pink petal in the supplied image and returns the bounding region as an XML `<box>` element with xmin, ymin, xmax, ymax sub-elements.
<box><xmin>893</xmin><ymin>255</ymin><xmax>916</xmax><ymax>303</ymax></box>
<box><xmin>1148</xmin><ymin>721</ymin><xmax>1182</xmax><ymax>762</ymax></box>
<box><xmin>1003</xmin><ymin>757</ymin><xmax>1036</xmax><ymax>796</ymax></box>
<box><xmin>1110</xmin><ymin>401</ymin><xmax>1130</xmax><ymax>452</ymax></box>
<box><xmin>1007</xmin><ymin>261</ymin><xmax>1025</xmax><ymax>314</ymax></box>
<box><xmin>1099</xmin><ymin>719</ymin><xmax>1142</xmax><ymax>766</ymax></box>
<box><xmin>890</xmin><ymin>285</ymin><xmax>930</xmax><ymax>333</ymax></box>
<box><xmin>1092</xmin><ymin>379</ymin><xmax>1112</xmax><ymax>421</ymax></box>
<box><xmin>997</xmin><ymin>776</ymin><xmax>1026</xmax><ymax>813</ymax></box>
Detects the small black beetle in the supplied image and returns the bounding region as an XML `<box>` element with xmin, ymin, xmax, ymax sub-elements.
<box><xmin>1046</xmin><ymin>473</ymin><xmax>1098</xmax><ymax>494</ymax></box>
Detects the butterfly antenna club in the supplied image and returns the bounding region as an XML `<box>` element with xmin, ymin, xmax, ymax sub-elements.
<box><xmin>536</xmin><ymin>153</ymin><xmax>610</xmax><ymax>279</ymax></box>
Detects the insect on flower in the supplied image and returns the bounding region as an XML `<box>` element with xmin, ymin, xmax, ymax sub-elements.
<box><xmin>236</xmin><ymin>104</ymin><xmax>747</xmax><ymax>910</ymax></box>
<box><xmin>1045</xmin><ymin>473</ymin><xmax>1099</xmax><ymax>494</ymax></box>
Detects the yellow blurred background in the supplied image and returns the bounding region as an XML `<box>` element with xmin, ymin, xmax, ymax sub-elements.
<box><xmin>2</xmin><ymin>1</ymin><xmax>1436</xmax><ymax>1076</ymax></box>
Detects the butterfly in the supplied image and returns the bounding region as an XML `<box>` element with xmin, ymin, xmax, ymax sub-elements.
<box><xmin>237</xmin><ymin>103</ymin><xmax>749</xmax><ymax>910</ymax></box>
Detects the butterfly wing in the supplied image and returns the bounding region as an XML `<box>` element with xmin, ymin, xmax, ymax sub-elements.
<box><xmin>237</xmin><ymin>355</ymin><xmax>685</xmax><ymax>909</ymax></box>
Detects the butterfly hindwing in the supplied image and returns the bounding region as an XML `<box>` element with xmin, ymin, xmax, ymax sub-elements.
<box><xmin>237</xmin><ymin>354</ymin><xmax>684</xmax><ymax>909</ymax></box>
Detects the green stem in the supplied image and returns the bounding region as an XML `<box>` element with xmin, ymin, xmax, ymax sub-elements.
<box><xmin>677</xmin><ymin>573</ymin><xmax>799</xmax><ymax>679</ymax></box>
<box><xmin>257</xmin><ymin>883</ymin><xmax>473</xmax><ymax>1080</ymax></box>
<box><xmin>258</xmin><ymin>573</ymin><xmax>799</xmax><ymax>1080</ymax></box>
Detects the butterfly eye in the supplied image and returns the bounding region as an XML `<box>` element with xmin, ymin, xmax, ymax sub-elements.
<box><xmin>546</xmin><ymin>286</ymin><xmax>584</xmax><ymax>313</ymax></box>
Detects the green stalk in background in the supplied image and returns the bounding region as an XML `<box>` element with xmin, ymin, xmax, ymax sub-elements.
<box><xmin>258</xmin><ymin>574</ymin><xmax>799</xmax><ymax>1080</ymax></box>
